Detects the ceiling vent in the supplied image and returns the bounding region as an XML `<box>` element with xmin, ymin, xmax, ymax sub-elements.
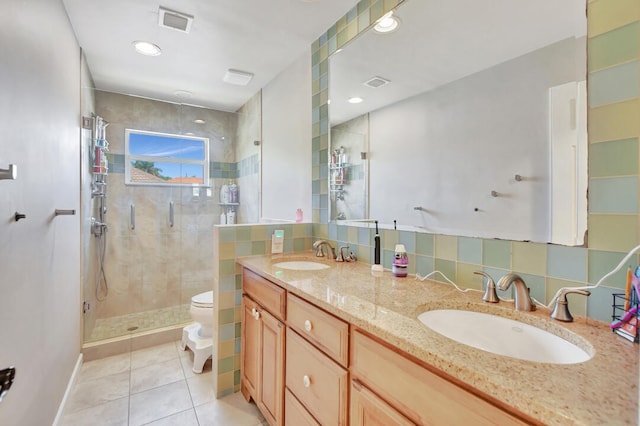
<box><xmin>223</xmin><ymin>69</ymin><xmax>254</xmax><ymax>86</ymax></box>
<box><xmin>363</xmin><ymin>76</ymin><xmax>391</xmax><ymax>88</ymax></box>
<box><xmin>158</xmin><ymin>7</ymin><xmax>194</xmax><ymax>33</ymax></box>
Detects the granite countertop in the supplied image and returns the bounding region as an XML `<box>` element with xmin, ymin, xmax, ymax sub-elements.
<box><xmin>237</xmin><ymin>252</ymin><xmax>639</xmax><ymax>425</ymax></box>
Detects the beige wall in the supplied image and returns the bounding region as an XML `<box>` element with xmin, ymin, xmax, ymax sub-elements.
<box><xmin>0</xmin><ymin>0</ymin><xmax>82</xmax><ymax>424</ymax></box>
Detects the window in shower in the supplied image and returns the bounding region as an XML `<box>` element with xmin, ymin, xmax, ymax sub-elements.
<box><xmin>125</xmin><ymin>129</ymin><xmax>210</xmax><ymax>186</ymax></box>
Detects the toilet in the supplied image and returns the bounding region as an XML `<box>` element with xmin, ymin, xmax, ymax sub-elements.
<box><xmin>181</xmin><ymin>290</ymin><xmax>215</xmax><ymax>373</ymax></box>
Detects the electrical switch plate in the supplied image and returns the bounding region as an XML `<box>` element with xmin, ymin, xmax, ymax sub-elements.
<box><xmin>271</xmin><ymin>229</ymin><xmax>284</xmax><ymax>254</ymax></box>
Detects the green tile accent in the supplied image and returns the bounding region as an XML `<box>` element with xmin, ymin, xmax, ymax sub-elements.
<box><xmin>357</xmin><ymin>244</ymin><xmax>371</xmax><ymax>264</ymax></box>
<box><xmin>482</xmin><ymin>240</ymin><xmax>511</xmax><ymax>269</ymax></box>
<box><xmin>218</xmin><ymin>308</ymin><xmax>235</xmax><ymax>325</ymax></box>
<box><xmin>234</xmin><ymin>369</ymin><xmax>241</xmax><ymax>386</ymax></box>
<box><xmin>435</xmin><ymin>235</ymin><xmax>457</xmax><ymax>260</ymax></box>
<box><xmin>235</xmin><ymin>322</ymin><xmax>241</xmax><ymax>339</ymax></box>
<box><xmin>219</xmin><ymin>227</ymin><xmax>236</xmax><ymax>243</ymax></box>
<box><xmin>433</xmin><ymin>258</ymin><xmax>456</xmax><ymax>283</ymax></box>
<box><xmin>235</xmin><ymin>241</ymin><xmax>252</xmax><ymax>257</ymax></box>
<box><xmin>251</xmin><ymin>241</ymin><xmax>266</xmax><ymax>255</ymax></box>
<box><xmin>219</xmin><ymin>259</ymin><xmax>236</xmax><ymax>276</ymax></box>
<box><xmin>589</xmin><ymin>61</ymin><xmax>640</xmax><ymax>107</ymax></box>
<box><xmin>588</xmin><ymin>22</ymin><xmax>639</xmax><ymax>72</ymax></box>
<box><xmin>589</xmin><ymin>176</ymin><xmax>638</xmax><ymax>213</ymax></box>
<box><xmin>235</xmin><ymin>226</ymin><xmax>252</xmax><ymax>242</ymax></box>
<box><xmin>347</xmin><ymin>227</ymin><xmax>358</xmax><ymax>244</ymax></box>
<box><xmin>382</xmin><ymin>230</ymin><xmax>399</xmax><ymax>250</ymax></box>
<box><xmin>337</xmin><ymin>225</ymin><xmax>348</xmax><ymax>242</ymax></box>
<box><xmin>416</xmin><ymin>233</ymin><xmax>434</xmax><ymax>256</ymax></box>
<box><xmin>511</xmin><ymin>241</ymin><xmax>547</xmax><ymax>276</ymax></box>
<box><xmin>589</xmin><ymin>214</ymin><xmax>639</xmax><ymax>252</ymax></box>
<box><xmin>547</xmin><ymin>278</ymin><xmax>587</xmax><ymax>316</ymax></box>
<box><xmin>218</xmin><ymin>356</ymin><xmax>235</xmax><ymax>374</ymax></box>
<box><xmin>588</xmin><ymin>285</ymin><xmax>620</xmax><ymax>322</ymax></box>
<box><xmin>457</xmin><ymin>237</ymin><xmax>482</xmax><ymax>264</ymax></box>
<box><xmin>588</xmin><ymin>249</ymin><xmax>637</xmax><ymax>289</ymax></box>
<box><xmin>293</xmin><ymin>237</ymin><xmax>307</xmax><ymax>252</ymax></box>
<box><xmin>457</xmin><ymin>262</ymin><xmax>483</xmax><ymax>290</ymax></box>
<box><xmin>415</xmin><ymin>255</ymin><xmax>434</xmax><ymax>276</ymax></box>
<box><xmin>547</xmin><ymin>245</ymin><xmax>587</xmax><ymax>282</ymax></box>
<box><xmin>589</xmin><ymin>138</ymin><xmax>638</xmax><ymax>177</ymax></box>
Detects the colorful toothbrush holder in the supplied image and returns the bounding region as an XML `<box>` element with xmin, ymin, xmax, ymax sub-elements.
<box><xmin>392</xmin><ymin>244</ymin><xmax>408</xmax><ymax>277</ymax></box>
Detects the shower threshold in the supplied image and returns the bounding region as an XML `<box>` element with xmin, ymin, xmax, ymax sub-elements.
<box><xmin>86</xmin><ymin>304</ymin><xmax>192</xmax><ymax>343</ymax></box>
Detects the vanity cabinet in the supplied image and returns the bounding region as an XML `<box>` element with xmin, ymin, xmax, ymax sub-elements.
<box><xmin>351</xmin><ymin>330</ymin><xmax>529</xmax><ymax>426</ymax></box>
<box><xmin>241</xmin><ymin>270</ymin><xmax>286</xmax><ymax>426</ymax></box>
<box><xmin>241</xmin><ymin>266</ymin><xmax>531</xmax><ymax>426</ymax></box>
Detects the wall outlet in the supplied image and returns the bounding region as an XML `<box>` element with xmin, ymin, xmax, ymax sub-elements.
<box><xmin>83</xmin><ymin>301</ymin><xmax>91</xmax><ymax>313</ymax></box>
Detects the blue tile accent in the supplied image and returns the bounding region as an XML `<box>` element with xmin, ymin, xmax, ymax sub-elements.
<box><xmin>358</xmin><ymin>227</ymin><xmax>371</xmax><ymax>245</ymax></box>
<box><xmin>589</xmin><ymin>176</ymin><xmax>638</xmax><ymax>213</ymax></box>
<box><xmin>547</xmin><ymin>245</ymin><xmax>587</xmax><ymax>282</ymax></box>
<box><xmin>589</xmin><ymin>61</ymin><xmax>640</xmax><ymax>107</ymax></box>
<box><xmin>587</xmin><ymin>286</ymin><xmax>619</xmax><ymax>322</ymax></box>
<box><xmin>458</xmin><ymin>237</ymin><xmax>482</xmax><ymax>264</ymax></box>
<box><xmin>398</xmin><ymin>231</ymin><xmax>415</xmax><ymax>253</ymax></box>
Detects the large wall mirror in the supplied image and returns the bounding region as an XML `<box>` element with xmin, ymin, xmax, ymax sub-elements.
<box><xmin>329</xmin><ymin>0</ymin><xmax>587</xmax><ymax>246</ymax></box>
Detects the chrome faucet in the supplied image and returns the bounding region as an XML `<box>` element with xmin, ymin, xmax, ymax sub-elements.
<box><xmin>550</xmin><ymin>288</ymin><xmax>590</xmax><ymax>322</ymax></box>
<box><xmin>474</xmin><ymin>271</ymin><xmax>499</xmax><ymax>303</ymax></box>
<box><xmin>313</xmin><ymin>240</ymin><xmax>336</xmax><ymax>259</ymax></box>
<box><xmin>497</xmin><ymin>273</ymin><xmax>536</xmax><ymax>311</ymax></box>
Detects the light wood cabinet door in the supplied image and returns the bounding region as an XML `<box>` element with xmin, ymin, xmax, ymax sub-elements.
<box><xmin>350</xmin><ymin>380</ymin><xmax>415</xmax><ymax>426</ymax></box>
<box><xmin>258</xmin><ymin>308</ymin><xmax>285</xmax><ymax>426</ymax></box>
<box><xmin>241</xmin><ymin>295</ymin><xmax>260</xmax><ymax>401</ymax></box>
<box><xmin>351</xmin><ymin>330</ymin><xmax>529</xmax><ymax>425</ymax></box>
<box><xmin>286</xmin><ymin>328</ymin><xmax>349</xmax><ymax>426</ymax></box>
<box><xmin>285</xmin><ymin>388</ymin><xmax>320</xmax><ymax>426</ymax></box>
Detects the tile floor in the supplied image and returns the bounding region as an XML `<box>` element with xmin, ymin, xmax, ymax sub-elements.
<box><xmin>60</xmin><ymin>341</ymin><xmax>265</xmax><ymax>426</ymax></box>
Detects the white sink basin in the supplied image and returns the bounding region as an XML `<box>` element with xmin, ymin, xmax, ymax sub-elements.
<box><xmin>273</xmin><ymin>261</ymin><xmax>330</xmax><ymax>271</ymax></box>
<box><xmin>417</xmin><ymin>309</ymin><xmax>592</xmax><ymax>364</ymax></box>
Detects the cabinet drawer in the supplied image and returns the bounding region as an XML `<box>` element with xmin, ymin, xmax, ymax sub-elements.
<box><xmin>243</xmin><ymin>268</ymin><xmax>286</xmax><ymax>320</ymax></box>
<box><xmin>351</xmin><ymin>330</ymin><xmax>528</xmax><ymax>426</ymax></box>
<box><xmin>286</xmin><ymin>328</ymin><xmax>348</xmax><ymax>426</ymax></box>
<box><xmin>287</xmin><ymin>293</ymin><xmax>349</xmax><ymax>366</ymax></box>
<box><xmin>285</xmin><ymin>388</ymin><xmax>320</xmax><ymax>426</ymax></box>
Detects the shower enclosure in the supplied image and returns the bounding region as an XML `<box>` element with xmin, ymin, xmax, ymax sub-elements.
<box><xmin>81</xmin><ymin>89</ymin><xmax>261</xmax><ymax>344</ymax></box>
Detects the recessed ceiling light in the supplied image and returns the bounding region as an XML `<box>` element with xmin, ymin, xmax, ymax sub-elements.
<box><xmin>223</xmin><ymin>69</ymin><xmax>254</xmax><ymax>86</ymax></box>
<box><xmin>374</xmin><ymin>12</ymin><xmax>400</xmax><ymax>34</ymax></box>
<box><xmin>348</xmin><ymin>97</ymin><xmax>363</xmax><ymax>104</ymax></box>
<box><xmin>193</xmin><ymin>119</ymin><xmax>206</xmax><ymax>124</ymax></box>
<box><xmin>133</xmin><ymin>41</ymin><xmax>162</xmax><ymax>56</ymax></box>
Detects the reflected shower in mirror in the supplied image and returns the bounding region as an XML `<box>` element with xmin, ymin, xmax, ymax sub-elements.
<box><xmin>329</xmin><ymin>0</ymin><xmax>587</xmax><ymax>245</ymax></box>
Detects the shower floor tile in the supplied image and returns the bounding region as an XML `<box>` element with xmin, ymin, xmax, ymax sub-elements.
<box><xmin>87</xmin><ymin>305</ymin><xmax>192</xmax><ymax>342</ymax></box>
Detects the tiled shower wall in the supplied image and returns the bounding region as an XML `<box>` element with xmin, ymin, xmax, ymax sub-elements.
<box><xmin>87</xmin><ymin>91</ymin><xmax>259</xmax><ymax>342</ymax></box>
<box><xmin>311</xmin><ymin>0</ymin><xmax>640</xmax><ymax>321</ymax></box>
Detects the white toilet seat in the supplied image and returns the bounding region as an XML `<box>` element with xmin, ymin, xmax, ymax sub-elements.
<box><xmin>191</xmin><ymin>290</ymin><xmax>213</xmax><ymax>308</ymax></box>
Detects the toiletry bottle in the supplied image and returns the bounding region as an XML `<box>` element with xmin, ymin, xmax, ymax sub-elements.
<box><xmin>220</xmin><ymin>182</ymin><xmax>230</xmax><ymax>204</ymax></box>
<box><xmin>220</xmin><ymin>211</ymin><xmax>227</xmax><ymax>225</ymax></box>
<box><xmin>229</xmin><ymin>181</ymin><xmax>238</xmax><ymax>203</ymax></box>
<box><xmin>296</xmin><ymin>208</ymin><xmax>303</xmax><ymax>223</ymax></box>
<box><xmin>392</xmin><ymin>244</ymin><xmax>408</xmax><ymax>277</ymax></box>
<box><xmin>227</xmin><ymin>210</ymin><xmax>236</xmax><ymax>225</ymax></box>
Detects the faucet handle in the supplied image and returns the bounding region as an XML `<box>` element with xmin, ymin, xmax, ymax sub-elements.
<box><xmin>550</xmin><ymin>288</ymin><xmax>591</xmax><ymax>322</ymax></box>
<box><xmin>474</xmin><ymin>271</ymin><xmax>499</xmax><ymax>303</ymax></box>
<box><xmin>336</xmin><ymin>246</ymin><xmax>349</xmax><ymax>262</ymax></box>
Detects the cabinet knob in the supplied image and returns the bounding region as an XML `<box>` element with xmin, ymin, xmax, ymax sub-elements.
<box><xmin>251</xmin><ymin>308</ymin><xmax>260</xmax><ymax>320</ymax></box>
<box><xmin>304</xmin><ymin>319</ymin><xmax>313</xmax><ymax>332</ymax></box>
<box><xmin>303</xmin><ymin>375</ymin><xmax>311</xmax><ymax>388</ymax></box>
